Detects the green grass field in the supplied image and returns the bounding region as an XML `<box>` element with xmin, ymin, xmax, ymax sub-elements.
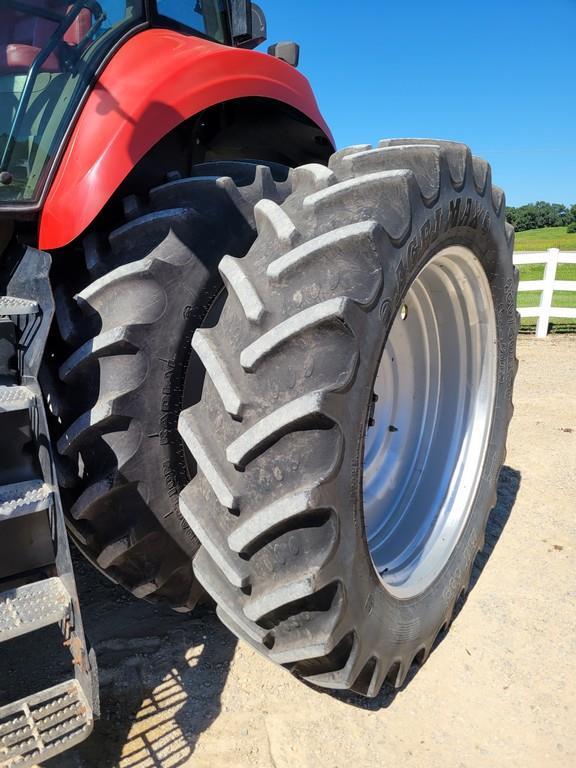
<box><xmin>513</xmin><ymin>227</ymin><xmax>576</xmax><ymax>329</ymax></box>
<box><xmin>514</xmin><ymin>226</ymin><xmax>576</xmax><ymax>251</ymax></box>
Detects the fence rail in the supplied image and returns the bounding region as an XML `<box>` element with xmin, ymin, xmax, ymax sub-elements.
<box><xmin>513</xmin><ymin>248</ymin><xmax>576</xmax><ymax>337</ymax></box>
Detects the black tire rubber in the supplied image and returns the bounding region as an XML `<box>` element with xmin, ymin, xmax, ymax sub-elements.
<box><xmin>178</xmin><ymin>140</ymin><xmax>518</xmax><ymax>692</ymax></box>
<box><xmin>50</xmin><ymin>161</ymin><xmax>291</xmax><ymax>610</ymax></box>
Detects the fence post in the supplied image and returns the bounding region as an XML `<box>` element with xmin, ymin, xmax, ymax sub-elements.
<box><xmin>536</xmin><ymin>247</ymin><xmax>559</xmax><ymax>338</ymax></box>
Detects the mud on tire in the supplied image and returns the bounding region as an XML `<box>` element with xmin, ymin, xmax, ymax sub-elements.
<box><xmin>178</xmin><ymin>140</ymin><xmax>518</xmax><ymax>692</ymax></box>
<box><xmin>50</xmin><ymin>162</ymin><xmax>291</xmax><ymax>609</ymax></box>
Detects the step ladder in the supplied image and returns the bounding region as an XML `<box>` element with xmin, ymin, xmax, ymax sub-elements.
<box><xmin>0</xmin><ymin>248</ymin><xmax>96</xmax><ymax>768</ymax></box>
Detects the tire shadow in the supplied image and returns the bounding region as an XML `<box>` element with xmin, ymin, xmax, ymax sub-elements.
<box><xmin>320</xmin><ymin>465</ymin><xmax>522</xmax><ymax>712</ymax></box>
<box><xmin>48</xmin><ymin>551</ymin><xmax>236</xmax><ymax>768</ymax></box>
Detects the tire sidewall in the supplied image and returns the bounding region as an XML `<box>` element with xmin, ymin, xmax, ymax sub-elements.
<box><xmin>349</xmin><ymin>179</ymin><xmax>516</xmax><ymax>653</ymax></box>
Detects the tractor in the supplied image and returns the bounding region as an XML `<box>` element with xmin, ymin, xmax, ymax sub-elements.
<box><xmin>0</xmin><ymin>1</ymin><xmax>518</xmax><ymax>765</ymax></box>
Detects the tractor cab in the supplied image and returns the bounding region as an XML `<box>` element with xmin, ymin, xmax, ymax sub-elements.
<box><xmin>0</xmin><ymin>0</ymin><xmax>260</xmax><ymax>206</ymax></box>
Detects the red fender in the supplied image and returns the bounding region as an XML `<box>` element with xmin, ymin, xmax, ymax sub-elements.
<box><xmin>39</xmin><ymin>29</ymin><xmax>334</xmax><ymax>250</ymax></box>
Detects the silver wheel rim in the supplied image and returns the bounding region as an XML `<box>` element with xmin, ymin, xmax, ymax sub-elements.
<box><xmin>363</xmin><ymin>246</ymin><xmax>497</xmax><ymax>598</ymax></box>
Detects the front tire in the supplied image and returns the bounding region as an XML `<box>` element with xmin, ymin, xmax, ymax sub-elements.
<box><xmin>178</xmin><ymin>140</ymin><xmax>518</xmax><ymax>693</ymax></box>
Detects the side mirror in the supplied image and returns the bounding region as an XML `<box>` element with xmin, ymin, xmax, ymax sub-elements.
<box><xmin>268</xmin><ymin>41</ymin><xmax>300</xmax><ymax>68</ymax></box>
<box><xmin>229</xmin><ymin>0</ymin><xmax>251</xmax><ymax>43</ymax></box>
<box><xmin>248</xmin><ymin>4</ymin><xmax>267</xmax><ymax>48</ymax></box>
<box><xmin>230</xmin><ymin>1</ymin><xmax>267</xmax><ymax>49</ymax></box>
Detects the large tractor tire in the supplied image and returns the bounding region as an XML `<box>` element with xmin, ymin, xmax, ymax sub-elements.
<box><xmin>50</xmin><ymin>161</ymin><xmax>291</xmax><ymax>610</ymax></box>
<box><xmin>178</xmin><ymin>140</ymin><xmax>518</xmax><ymax>693</ymax></box>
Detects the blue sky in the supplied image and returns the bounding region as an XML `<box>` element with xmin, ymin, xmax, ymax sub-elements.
<box><xmin>264</xmin><ymin>0</ymin><xmax>576</xmax><ymax>207</ymax></box>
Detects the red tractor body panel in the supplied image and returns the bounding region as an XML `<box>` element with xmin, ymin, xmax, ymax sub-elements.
<box><xmin>39</xmin><ymin>29</ymin><xmax>333</xmax><ymax>250</ymax></box>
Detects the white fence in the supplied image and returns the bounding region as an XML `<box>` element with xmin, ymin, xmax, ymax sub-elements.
<box><xmin>513</xmin><ymin>248</ymin><xmax>576</xmax><ymax>337</ymax></box>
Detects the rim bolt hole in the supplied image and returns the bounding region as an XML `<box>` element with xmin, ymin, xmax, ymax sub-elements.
<box><xmin>400</xmin><ymin>303</ymin><xmax>408</xmax><ymax>320</ymax></box>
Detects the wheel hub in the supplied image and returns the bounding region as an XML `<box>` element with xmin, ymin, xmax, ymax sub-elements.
<box><xmin>363</xmin><ymin>246</ymin><xmax>497</xmax><ymax>598</ymax></box>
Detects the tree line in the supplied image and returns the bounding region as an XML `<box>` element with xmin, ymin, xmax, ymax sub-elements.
<box><xmin>506</xmin><ymin>201</ymin><xmax>576</xmax><ymax>232</ymax></box>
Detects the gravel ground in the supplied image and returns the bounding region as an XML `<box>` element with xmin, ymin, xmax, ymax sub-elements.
<box><xmin>9</xmin><ymin>336</ymin><xmax>576</xmax><ymax>768</ymax></box>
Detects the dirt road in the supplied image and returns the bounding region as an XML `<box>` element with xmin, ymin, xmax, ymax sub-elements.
<box><xmin>15</xmin><ymin>336</ymin><xmax>576</xmax><ymax>768</ymax></box>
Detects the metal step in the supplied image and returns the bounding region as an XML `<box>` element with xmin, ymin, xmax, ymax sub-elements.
<box><xmin>0</xmin><ymin>481</ymin><xmax>52</xmax><ymax>522</ymax></box>
<box><xmin>0</xmin><ymin>386</ymin><xmax>34</xmax><ymax>414</ymax></box>
<box><xmin>0</xmin><ymin>578</ymin><xmax>70</xmax><ymax>643</ymax></box>
<box><xmin>0</xmin><ymin>250</ymin><xmax>97</xmax><ymax>764</ymax></box>
<box><xmin>0</xmin><ymin>297</ymin><xmax>38</xmax><ymax>318</ymax></box>
<box><xmin>0</xmin><ymin>679</ymin><xmax>92</xmax><ymax>768</ymax></box>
